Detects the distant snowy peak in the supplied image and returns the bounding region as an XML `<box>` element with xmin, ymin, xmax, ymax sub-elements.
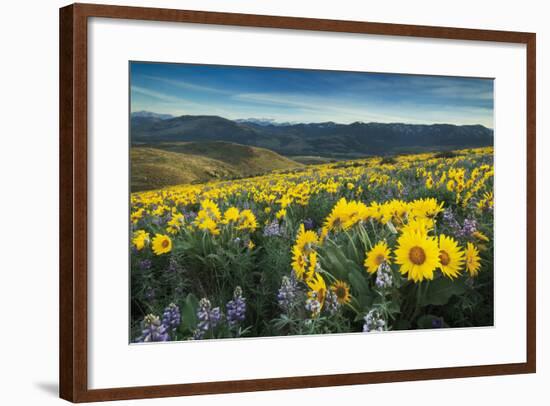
<box><xmin>131</xmin><ymin>111</ymin><xmax>174</xmax><ymax>120</ymax></box>
<box><xmin>235</xmin><ymin>118</ymin><xmax>300</xmax><ymax>127</ymax></box>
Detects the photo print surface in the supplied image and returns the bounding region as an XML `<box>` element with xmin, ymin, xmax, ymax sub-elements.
<box><xmin>129</xmin><ymin>62</ymin><xmax>494</xmax><ymax>343</ymax></box>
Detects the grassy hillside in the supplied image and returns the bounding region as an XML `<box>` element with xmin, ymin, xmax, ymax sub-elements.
<box><xmin>131</xmin><ymin>141</ymin><xmax>303</xmax><ymax>192</ymax></box>
<box><xmin>290</xmin><ymin>155</ymin><xmax>339</xmax><ymax>165</ymax></box>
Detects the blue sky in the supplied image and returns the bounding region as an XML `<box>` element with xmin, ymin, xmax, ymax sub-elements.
<box><xmin>130</xmin><ymin>62</ymin><xmax>494</xmax><ymax>128</ymax></box>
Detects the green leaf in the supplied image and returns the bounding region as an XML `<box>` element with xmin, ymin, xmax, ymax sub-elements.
<box><xmin>420</xmin><ymin>277</ymin><xmax>467</xmax><ymax>306</ymax></box>
<box><xmin>348</xmin><ymin>269</ymin><xmax>369</xmax><ymax>296</ymax></box>
<box><xmin>386</xmin><ymin>221</ymin><xmax>398</xmax><ymax>234</ymax></box>
<box><xmin>180</xmin><ymin>293</ymin><xmax>199</xmax><ymax>332</ymax></box>
<box><xmin>348</xmin><ymin>268</ymin><xmax>373</xmax><ymax>309</ymax></box>
<box><xmin>385</xmin><ymin>301</ymin><xmax>401</xmax><ymax>315</ymax></box>
<box><xmin>321</xmin><ymin>247</ymin><xmax>348</xmax><ymax>280</ymax></box>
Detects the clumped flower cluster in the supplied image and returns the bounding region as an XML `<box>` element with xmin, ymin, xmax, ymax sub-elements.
<box><xmin>432</xmin><ymin>317</ymin><xmax>444</xmax><ymax>328</ymax></box>
<box><xmin>459</xmin><ymin>218</ymin><xmax>478</xmax><ymax>237</ymax></box>
<box><xmin>277</xmin><ymin>274</ymin><xmax>299</xmax><ymax>311</ymax></box>
<box><xmin>166</xmin><ymin>257</ymin><xmax>179</xmax><ymax>273</ymax></box>
<box><xmin>363</xmin><ymin>309</ymin><xmax>386</xmax><ymax>333</ymax></box>
<box><xmin>136</xmin><ymin>314</ymin><xmax>169</xmax><ymax>342</ymax></box>
<box><xmin>324</xmin><ymin>290</ymin><xmax>340</xmax><ymax>315</ymax></box>
<box><xmin>302</xmin><ymin>218</ymin><xmax>315</xmax><ymax>231</ymax></box>
<box><xmin>226</xmin><ymin>286</ymin><xmax>246</xmax><ymax>327</ymax></box>
<box><xmin>443</xmin><ymin>209</ymin><xmax>479</xmax><ymax>238</ymax></box>
<box><xmin>135</xmin><ymin>303</ymin><xmax>182</xmax><ymax>342</ymax></box>
<box><xmin>375</xmin><ymin>262</ymin><xmax>393</xmax><ymax>289</ymax></box>
<box><xmin>194</xmin><ymin>298</ymin><xmax>223</xmax><ymax>339</ymax></box>
<box><xmin>161</xmin><ymin>303</ymin><xmax>181</xmax><ymax>332</ymax></box>
<box><xmin>443</xmin><ymin>208</ymin><xmax>461</xmax><ymax>231</ymax></box>
<box><xmin>263</xmin><ymin>220</ymin><xmax>282</xmax><ymax>237</ymax></box>
<box><xmin>305</xmin><ymin>297</ymin><xmax>322</xmax><ymax>317</ymax></box>
<box><xmin>139</xmin><ymin>259</ymin><xmax>152</xmax><ymax>271</ymax></box>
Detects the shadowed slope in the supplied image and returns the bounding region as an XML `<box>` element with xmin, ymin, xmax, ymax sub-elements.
<box><xmin>131</xmin><ymin>141</ymin><xmax>303</xmax><ymax>192</ymax></box>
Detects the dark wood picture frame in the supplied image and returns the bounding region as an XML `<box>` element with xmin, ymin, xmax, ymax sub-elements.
<box><xmin>59</xmin><ymin>3</ymin><xmax>536</xmax><ymax>402</ymax></box>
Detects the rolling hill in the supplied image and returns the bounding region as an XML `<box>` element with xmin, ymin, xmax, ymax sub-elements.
<box><xmin>131</xmin><ymin>114</ymin><xmax>494</xmax><ymax>158</ymax></box>
<box><xmin>131</xmin><ymin>141</ymin><xmax>303</xmax><ymax>192</ymax></box>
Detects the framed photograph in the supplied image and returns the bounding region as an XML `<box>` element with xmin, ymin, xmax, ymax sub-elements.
<box><xmin>59</xmin><ymin>3</ymin><xmax>536</xmax><ymax>402</ymax></box>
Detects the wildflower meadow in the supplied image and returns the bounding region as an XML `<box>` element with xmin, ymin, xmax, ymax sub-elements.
<box><xmin>130</xmin><ymin>147</ymin><xmax>494</xmax><ymax>342</ymax></box>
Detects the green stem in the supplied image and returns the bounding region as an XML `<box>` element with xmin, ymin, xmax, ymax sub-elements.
<box><xmin>346</xmin><ymin>302</ymin><xmax>362</xmax><ymax>316</ymax></box>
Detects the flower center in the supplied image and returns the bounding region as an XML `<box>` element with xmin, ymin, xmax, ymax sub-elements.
<box><xmin>161</xmin><ymin>239</ymin><xmax>169</xmax><ymax>248</ymax></box>
<box><xmin>439</xmin><ymin>250</ymin><xmax>451</xmax><ymax>266</ymax></box>
<box><xmin>335</xmin><ymin>286</ymin><xmax>346</xmax><ymax>299</ymax></box>
<box><xmin>409</xmin><ymin>246</ymin><xmax>426</xmax><ymax>265</ymax></box>
<box><xmin>375</xmin><ymin>254</ymin><xmax>386</xmax><ymax>265</ymax></box>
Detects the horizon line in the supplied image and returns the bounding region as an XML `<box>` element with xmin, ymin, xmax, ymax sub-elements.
<box><xmin>130</xmin><ymin>110</ymin><xmax>494</xmax><ymax>130</ymax></box>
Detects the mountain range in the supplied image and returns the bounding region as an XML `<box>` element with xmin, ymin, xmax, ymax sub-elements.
<box><xmin>131</xmin><ymin>113</ymin><xmax>493</xmax><ymax>158</ymax></box>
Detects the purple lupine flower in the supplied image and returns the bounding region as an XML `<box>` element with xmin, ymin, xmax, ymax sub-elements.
<box><xmin>226</xmin><ymin>286</ymin><xmax>246</xmax><ymax>327</ymax></box>
<box><xmin>445</xmin><ymin>209</ymin><xmax>478</xmax><ymax>238</ymax></box>
<box><xmin>277</xmin><ymin>274</ymin><xmax>298</xmax><ymax>311</ymax></box>
<box><xmin>136</xmin><ymin>314</ymin><xmax>169</xmax><ymax>342</ymax></box>
<box><xmin>324</xmin><ymin>290</ymin><xmax>339</xmax><ymax>315</ymax></box>
<box><xmin>209</xmin><ymin>307</ymin><xmax>222</xmax><ymax>324</ymax></box>
<box><xmin>460</xmin><ymin>218</ymin><xmax>478</xmax><ymax>237</ymax></box>
<box><xmin>431</xmin><ymin>318</ymin><xmax>444</xmax><ymax>328</ymax></box>
<box><xmin>161</xmin><ymin>303</ymin><xmax>181</xmax><ymax>332</ymax></box>
<box><xmin>363</xmin><ymin>309</ymin><xmax>386</xmax><ymax>332</ymax></box>
<box><xmin>442</xmin><ymin>208</ymin><xmax>454</xmax><ymax>223</ymax></box>
<box><xmin>443</xmin><ymin>208</ymin><xmax>461</xmax><ymax>233</ymax></box>
<box><xmin>167</xmin><ymin>257</ymin><xmax>179</xmax><ymax>273</ymax></box>
<box><xmin>193</xmin><ymin>298</ymin><xmax>223</xmax><ymax>339</ymax></box>
<box><xmin>185</xmin><ymin>211</ymin><xmax>197</xmax><ymax>222</ymax></box>
<box><xmin>303</xmin><ymin>218</ymin><xmax>315</xmax><ymax>231</ymax></box>
<box><xmin>139</xmin><ymin>259</ymin><xmax>152</xmax><ymax>271</ymax></box>
<box><xmin>375</xmin><ymin>262</ymin><xmax>393</xmax><ymax>289</ymax></box>
<box><xmin>383</xmin><ymin>189</ymin><xmax>394</xmax><ymax>200</ymax></box>
<box><xmin>263</xmin><ymin>220</ymin><xmax>282</xmax><ymax>237</ymax></box>
<box><xmin>305</xmin><ymin>297</ymin><xmax>321</xmax><ymax>317</ymax></box>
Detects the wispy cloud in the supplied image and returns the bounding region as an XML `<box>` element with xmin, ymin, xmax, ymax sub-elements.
<box><xmin>231</xmin><ymin>92</ymin><xmax>490</xmax><ymax>125</ymax></box>
<box><xmin>131</xmin><ymin>86</ymin><xmax>184</xmax><ymax>103</ymax></box>
<box><xmin>131</xmin><ymin>85</ymin><xmax>218</xmax><ymax>111</ymax></box>
<box><xmin>139</xmin><ymin>75</ymin><xmax>231</xmax><ymax>95</ymax></box>
<box><xmin>428</xmin><ymin>85</ymin><xmax>493</xmax><ymax>101</ymax></box>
